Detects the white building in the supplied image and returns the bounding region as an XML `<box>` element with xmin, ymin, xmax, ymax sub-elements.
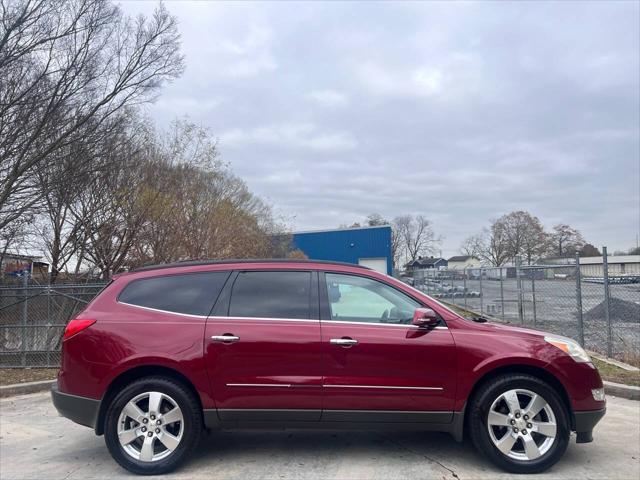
<box><xmin>547</xmin><ymin>255</ymin><xmax>640</xmax><ymax>277</ymax></box>
<box><xmin>447</xmin><ymin>255</ymin><xmax>482</xmax><ymax>270</ymax></box>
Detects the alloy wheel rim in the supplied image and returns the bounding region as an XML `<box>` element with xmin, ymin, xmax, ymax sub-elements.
<box><xmin>117</xmin><ymin>391</ymin><xmax>184</xmax><ymax>462</ymax></box>
<box><xmin>487</xmin><ymin>388</ymin><xmax>557</xmax><ymax>461</ymax></box>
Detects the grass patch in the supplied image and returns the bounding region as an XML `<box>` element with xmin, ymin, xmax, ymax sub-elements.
<box><xmin>0</xmin><ymin>368</ymin><xmax>58</xmax><ymax>386</ymax></box>
<box><xmin>591</xmin><ymin>358</ymin><xmax>640</xmax><ymax>387</ymax></box>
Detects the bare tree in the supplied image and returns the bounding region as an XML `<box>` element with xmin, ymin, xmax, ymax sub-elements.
<box><xmin>37</xmin><ymin>156</ymin><xmax>84</xmax><ymax>282</ymax></box>
<box><xmin>459</xmin><ymin>233</ymin><xmax>485</xmax><ymax>259</ymax></box>
<box><xmin>484</xmin><ymin>223</ymin><xmax>511</xmax><ymax>266</ymax></box>
<box><xmin>463</xmin><ymin>226</ymin><xmax>510</xmax><ymax>267</ymax></box>
<box><xmin>3</xmin><ymin>3</ymin><xmax>297</xmax><ymax>280</ymax></box>
<box><xmin>493</xmin><ymin>211</ymin><xmax>547</xmax><ymax>265</ymax></box>
<box><xmin>548</xmin><ymin>223</ymin><xmax>585</xmax><ymax>258</ymax></box>
<box><xmin>580</xmin><ymin>243</ymin><xmax>601</xmax><ymax>257</ymax></box>
<box><xmin>366</xmin><ymin>213</ymin><xmax>387</xmax><ymax>227</ymax></box>
<box><xmin>35</xmin><ymin>115</ymin><xmax>129</xmax><ymax>281</ymax></box>
<box><xmin>73</xmin><ymin>128</ymin><xmax>151</xmax><ymax>279</ymax></box>
<box><xmin>467</xmin><ymin>213</ymin><xmax>592</xmax><ymax>266</ymax></box>
<box><xmin>0</xmin><ymin>210</ymin><xmax>30</xmax><ymax>276</ymax></box>
<box><xmin>394</xmin><ymin>215</ymin><xmax>437</xmax><ymax>265</ymax></box>
<box><xmin>117</xmin><ymin>119</ymin><xmax>291</xmax><ymax>271</ymax></box>
<box><xmin>468</xmin><ymin>211</ymin><xmax>551</xmax><ymax>266</ymax></box>
<box><xmin>0</xmin><ymin>0</ymin><xmax>184</xmax><ymax>231</ymax></box>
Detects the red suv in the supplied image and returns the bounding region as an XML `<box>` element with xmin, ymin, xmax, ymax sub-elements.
<box><xmin>52</xmin><ymin>260</ymin><xmax>605</xmax><ymax>475</ymax></box>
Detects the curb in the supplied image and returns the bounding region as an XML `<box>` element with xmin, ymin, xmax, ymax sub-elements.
<box><xmin>603</xmin><ymin>380</ymin><xmax>640</xmax><ymax>401</ymax></box>
<box><xmin>0</xmin><ymin>379</ymin><xmax>55</xmax><ymax>398</ymax></box>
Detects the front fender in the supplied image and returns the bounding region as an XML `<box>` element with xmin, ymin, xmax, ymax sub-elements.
<box><xmin>454</xmin><ymin>353</ymin><xmax>554</xmax><ymax>411</ymax></box>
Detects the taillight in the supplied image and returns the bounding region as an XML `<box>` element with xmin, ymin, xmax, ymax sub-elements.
<box><xmin>63</xmin><ymin>319</ymin><xmax>96</xmax><ymax>340</ymax></box>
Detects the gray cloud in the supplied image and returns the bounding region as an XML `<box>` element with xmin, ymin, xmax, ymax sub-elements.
<box><xmin>122</xmin><ymin>1</ymin><xmax>640</xmax><ymax>256</ymax></box>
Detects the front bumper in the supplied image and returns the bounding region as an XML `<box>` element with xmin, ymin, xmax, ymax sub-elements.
<box><xmin>574</xmin><ymin>408</ymin><xmax>606</xmax><ymax>443</ymax></box>
<box><xmin>51</xmin><ymin>383</ymin><xmax>101</xmax><ymax>429</ymax></box>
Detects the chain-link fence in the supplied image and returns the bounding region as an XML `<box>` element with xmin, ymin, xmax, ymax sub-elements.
<box><xmin>410</xmin><ymin>254</ymin><xmax>640</xmax><ymax>363</ymax></box>
<box><xmin>0</xmin><ymin>279</ymin><xmax>108</xmax><ymax>367</ymax></box>
<box><xmin>1</xmin><ymin>253</ymin><xmax>638</xmax><ymax>367</ymax></box>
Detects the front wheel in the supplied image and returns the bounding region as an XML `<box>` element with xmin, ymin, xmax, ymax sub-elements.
<box><xmin>469</xmin><ymin>374</ymin><xmax>570</xmax><ymax>473</ymax></box>
<box><xmin>104</xmin><ymin>376</ymin><xmax>202</xmax><ymax>475</ymax></box>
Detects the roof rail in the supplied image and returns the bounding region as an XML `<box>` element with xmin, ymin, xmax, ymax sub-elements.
<box><xmin>131</xmin><ymin>258</ymin><xmax>372</xmax><ymax>273</ymax></box>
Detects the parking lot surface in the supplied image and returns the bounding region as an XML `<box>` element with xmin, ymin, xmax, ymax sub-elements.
<box><xmin>1</xmin><ymin>392</ymin><xmax>638</xmax><ymax>479</ymax></box>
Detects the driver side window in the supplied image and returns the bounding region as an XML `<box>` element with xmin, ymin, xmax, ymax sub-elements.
<box><xmin>324</xmin><ymin>273</ymin><xmax>421</xmax><ymax>324</ymax></box>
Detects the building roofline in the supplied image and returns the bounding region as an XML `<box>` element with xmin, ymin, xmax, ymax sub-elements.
<box><xmin>404</xmin><ymin>257</ymin><xmax>447</xmax><ymax>267</ymax></box>
<box><xmin>1</xmin><ymin>253</ymin><xmax>42</xmax><ymax>261</ymax></box>
<box><xmin>292</xmin><ymin>225</ymin><xmax>392</xmax><ymax>235</ymax></box>
<box><xmin>131</xmin><ymin>258</ymin><xmax>372</xmax><ymax>273</ymax></box>
<box><xmin>448</xmin><ymin>255</ymin><xmax>479</xmax><ymax>261</ymax></box>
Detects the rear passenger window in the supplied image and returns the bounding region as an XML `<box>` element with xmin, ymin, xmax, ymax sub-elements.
<box><xmin>229</xmin><ymin>271</ymin><xmax>312</xmax><ymax>319</ymax></box>
<box><xmin>119</xmin><ymin>271</ymin><xmax>230</xmax><ymax>316</ymax></box>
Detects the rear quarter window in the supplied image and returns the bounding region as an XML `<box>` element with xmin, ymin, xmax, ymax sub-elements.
<box><xmin>118</xmin><ymin>271</ymin><xmax>230</xmax><ymax>316</ymax></box>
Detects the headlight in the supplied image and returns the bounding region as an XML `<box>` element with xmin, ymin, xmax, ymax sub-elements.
<box><xmin>545</xmin><ymin>336</ymin><xmax>591</xmax><ymax>363</ymax></box>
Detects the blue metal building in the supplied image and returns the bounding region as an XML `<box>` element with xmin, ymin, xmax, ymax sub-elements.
<box><xmin>291</xmin><ymin>226</ymin><xmax>393</xmax><ymax>275</ymax></box>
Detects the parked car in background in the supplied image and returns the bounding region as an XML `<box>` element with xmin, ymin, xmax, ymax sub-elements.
<box><xmin>52</xmin><ymin>260</ymin><xmax>605</xmax><ymax>475</ymax></box>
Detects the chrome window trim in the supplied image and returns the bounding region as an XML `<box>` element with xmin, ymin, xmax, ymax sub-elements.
<box><xmin>209</xmin><ymin>316</ymin><xmax>319</xmax><ymax>323</ymax></box>
<box><xmin>117</xmin><ymin>301</ymin><xmax>208</xmax><ymax>319</ymax></box>
<box><xmin>323</xmin><ymin>319</ymin><xmax>448</xmax><ymax>329</ymax></box>
<box><xmin>208</xmin><ymin>316</ymin><xmax>447</xmax><ymax>329</ymax></box>
<box><xmin>114</xmin><ymin>306</ymin><xmax>448</xmax><ymax>330</ymax></box>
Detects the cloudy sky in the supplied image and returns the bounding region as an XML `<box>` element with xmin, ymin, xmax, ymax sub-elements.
<box><xmin>120</xmin><ymin>1</ymin><xmax>639</xmax><ymax>257</ymax></box>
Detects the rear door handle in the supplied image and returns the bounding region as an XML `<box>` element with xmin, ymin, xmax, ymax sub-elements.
<box><xmin>330</xmin><ymin>338</ymin><xmax>358</xmax><ymax>346</ymax></box>
<box><xmin>211</xmin><ymin>334</ymin><xmax>240</xmax><ymax>343</ymax></box>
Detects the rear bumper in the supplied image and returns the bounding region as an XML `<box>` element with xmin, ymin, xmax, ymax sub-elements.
<box><xmin>574</xmin><ymin>407</ymin><xmax>606</xmax><ymax>443</ymax></box>
<box><xmin>51</xmin><ymin>383</ymin><xmax>100</xmax><ymax>430</ymax></box>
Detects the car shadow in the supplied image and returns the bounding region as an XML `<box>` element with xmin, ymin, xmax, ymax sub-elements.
<box><xmin>42</xmin><ymin>427</ymin><xmax>598</xmax><ymax>479</ymax></box>
<box><xmin>186</xmin><ymin>430</ymin><xmax>481</xmax><ymax>476</ymax></box>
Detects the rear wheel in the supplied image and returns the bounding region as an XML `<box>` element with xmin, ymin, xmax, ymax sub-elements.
<box><xmin>104</xmin><ymin>376</ymin><xmax>202</xmax><ymax>475</ymax></box>
<box><xmin>469</xmin><ymin>374</ymin><xmax>570</xmax><ymax>473</ymax></box>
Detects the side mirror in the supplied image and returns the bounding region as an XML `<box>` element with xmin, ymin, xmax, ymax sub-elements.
<box><xmin>412</xmin><ymin>308</ymin><xmax>439</xmax><ymax>327</ymax></box>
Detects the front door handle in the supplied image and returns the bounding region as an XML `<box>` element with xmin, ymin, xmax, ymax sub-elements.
<box><xmin>330</xmin><ymin>338</ymin><xmax>358</xmax><ymax>347</ymax></box>
<box><xmin>211</xmin><ymin>334</ymin><xmax>240</xmax><ymax>343</ymax></box>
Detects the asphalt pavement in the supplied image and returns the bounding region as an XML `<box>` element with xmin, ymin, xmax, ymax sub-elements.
<box><xmin>1</xmin><ymin>391</ymin><xmax>638</xmax><ymax>479</ymax></box>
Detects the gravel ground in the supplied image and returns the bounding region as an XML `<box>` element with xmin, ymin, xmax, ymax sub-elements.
<box><xmin>0</xmin><ymin>391</ymin><xmax>638</xmax><ymax>480</ymax></box>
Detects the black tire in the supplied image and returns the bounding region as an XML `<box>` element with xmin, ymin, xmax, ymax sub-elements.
<box><xmin>468</xmin><ymin>374</ymin><xmax>570</xmax><ymax>474</ymax></box>
<box><xmin>104</xmin><ymin>376</ymin><xmax>202</xmax><ymax>475</ymax></box>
